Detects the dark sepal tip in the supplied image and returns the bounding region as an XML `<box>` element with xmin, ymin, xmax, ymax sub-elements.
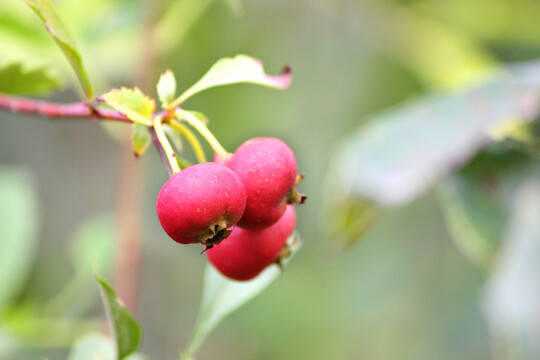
<box><xmin>274</xmin><ymin>258</ymin><xmax>285</xmax><ymax>271</ymax></box>
<box><xmin>201</xmin><ymin>244</ymin><xmax>213</xmax><ymax>254</ymax></box>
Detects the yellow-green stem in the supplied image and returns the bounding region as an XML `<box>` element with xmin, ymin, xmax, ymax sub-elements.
<box><xmin>154</xmin><ymin>115</ymin><xmax>181</xmax><ymax>174</ymax></box>
<box><xmin>169</xmin><ymin>119</ymin><xmax>208</xmax><ymax>163</ymax></box>
<box><xmin>176</xmin><ymin>109</ymin><xmax>230</xmax><ymax>159</ymax></box>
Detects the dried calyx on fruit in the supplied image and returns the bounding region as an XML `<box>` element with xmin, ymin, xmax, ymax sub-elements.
<box><xmin>156</xmin><ymin>162</ymin><xmax>246</xmax><ymax>247</ymax></box>
<box><xmin>215</xmin><ymin>137</ymin><xmax>306</xmax><ymax>230</ymax></box>
<box><xmin>206</xmin><ymin>205</ymin><xmax>297</xmax><ymax>281</ymax></box>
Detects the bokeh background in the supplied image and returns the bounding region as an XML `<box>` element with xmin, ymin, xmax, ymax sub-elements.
<box><xmin>2</xmin><ymin>0</ymin><xmax>540</xmax><ymax>359</ymax></box>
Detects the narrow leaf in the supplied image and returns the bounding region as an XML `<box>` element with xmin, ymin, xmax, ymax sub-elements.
<box><xmin>182</xmin><ymin>234</ymin><xmax>301</xmax><ymax>359</ymax></box>
<box><xmin>100</xmin><ymin>87</ymin><xmax>155</xmax><ymax>126</ymax></box>
<box><xmin>0</xmin><ymin>167</ymin><xmax>39</xmax><ymax>312</ymax></box>
<box><xmin>0</xmin><ymin>62</ymin><xmax>61</xmax><ymax>95</ymax></box>
<box><xmin>131</xmin><ymin>123</ymin><xmax>152</xmax><ymax>157</ymax></box>
<box><xmin>171</xmin><ymin>55</ymin><xmax>292</xmax><ymax>106</ymax></box>
<box><xmin>23</xmin><ymin>0</ymin><xmax>94</xmax><ymax>99</ymax></box>
<box><xmin>157</xmin><ymin>69</ymin><xmax>176</xmax><ymax>107</ymax></box>
<box><xmin>95</xmin><ymin>273</ymin><xmax>142</xmax><ymax>360</ymax></box>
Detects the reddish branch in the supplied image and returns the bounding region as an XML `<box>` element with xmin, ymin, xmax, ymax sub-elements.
<box><xmin>0</xmin><ymin>93</ymin><xmax>130</xmax><ymax>122</ymax></box>
<box><xmin>0</xmin><ymin>92</ymin><xmax>173</xmax><ymax>314</ymax></box>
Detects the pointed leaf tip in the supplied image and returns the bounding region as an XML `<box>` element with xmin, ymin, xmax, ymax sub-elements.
<box><xmin>94</xmin><ymin>272</ymin><xmax>141</xmax><ymax>359</ymax></box>
<box><xmin>23</xmin><ymin>0</ymin><xmax>94</xmax><ymax>100</ymax></box>
<box><xmin>131</xmin><ymin>123</ymin><xmax>152</xmax><ymax>157</ymax></box>
<box><xmin>265</xmin><ymin>65</ymin><xmax>292</xmax><ymax>89</ymax></box>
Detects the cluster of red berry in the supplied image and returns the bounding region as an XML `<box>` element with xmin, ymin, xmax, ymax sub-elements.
<box><xmin>156</xmin><ymin>137</ymin><xmax>306</xmax><ymax>281</ymax></box>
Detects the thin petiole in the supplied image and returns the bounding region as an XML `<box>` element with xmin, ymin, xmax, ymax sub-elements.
<box><xmin>154</xmin><ymin>115</ymin><xmax>181</xmax><ymax>175</ymax></box>
<box><xmin>175</xmin><ymin>109</ymin><xmax>231</xmax><ymax>160</ymax></box>
<box><xmin>169</xmin><ymin>119</ymin><xmax>208</xmax><ymax>163</ymax></box>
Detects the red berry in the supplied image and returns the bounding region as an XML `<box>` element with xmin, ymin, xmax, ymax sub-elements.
<box><xmin>206</xmin><ymin>205</ymin><xmax>297</xmax><ymax>281</ymax></box>
<box><xmin>216</xmin><ymin>137</ymin><xmax>304</xmax><ymax>230</ymax></box>
<box><xmin>156</xmin><ymin>162</ymin><xmax>247</xmax><ymax>246</ymax></box>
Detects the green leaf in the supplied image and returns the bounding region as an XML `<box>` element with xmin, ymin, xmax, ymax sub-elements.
<box><xmin>47</xmin><ymin>213</ymin><xmax>116</xmax><ymax>316</ymax></box>
<box><xmin>67</xmin><ymin>332</ymin><xmax>115</xmax><ymax>360</ymax></box>
<box><xmin>330</xmin><ymin>76</ymin><xmax>538</xmax><ymax>207</ymax></box>
<box><xmin>157</xmin><ymin>69</ymin><xmax>176</xmax><ymax>108</ymax></box>
<box><xmin>23</xmin><ymin>0</ymin><xmax>94</xmax><ymax>100</ymax></box>
<box><xmin>0</xmin><ymin>167</ymin><xmax>39</xmax><ymax>312</ymax></box>
<box><xmin>483</xmin><ymin>178</ymin><xmax>540</xmax><ymax>357</ymax></box>
<box><xmin>131</xmin><ymin>123</ymin><xmax>152</xmax><ymax>157</ymax></box>
<box><xmin>182</xmin><ymin>234</ymin><xmax>301</xmax><ymax>360</ymax></box>
<box><xmin>171</xmin><ymin>54</ymin><xmax>292</xmax><ymax>107</ymax></box>
<box><xmin>435</xmin><ymin>173</ymin><xmax>503</xmax><ymax>271</ymax></box>
<box><xmin>95</xmin><ymin>273</ymin><xmax>142</xmax><ymax>360</ymax></box>
<box><xmin>0</xmin><ymin>61</ymin><xmax>61</xmax><ymax>95</ymax></box>
<box><xmin>324</xmin><ymin>74</ymin><xmax>539</xmax><ymax>247</ymax></box>
<box><xmin>100</xmin><ymin>87</ymin><xmax>155</xmax><ymax>126</ymax></box>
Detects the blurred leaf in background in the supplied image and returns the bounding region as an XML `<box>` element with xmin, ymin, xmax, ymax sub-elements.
<box><xmin>181</xmin><ymin>234</ymin><xmax>301</xmax><ymax>360</ymax></box>
<box><xmin>46</xmin><ymin>213</ymin><xmax>116</xmax><ymax>317</ymax></box>
<box><xmin>483</xmin><ymin>175</ymin><xmax>540</xmax><ymax>359</ymax></box>
<box><xmin>0</xmin><ymin>61</ymin><xmax>61</xmax><ymax>95</ymax></box>
<box><xmin>95</xmin><ymin>273</ymin><xmax>142</xmax><ymax>360</ymax></box>
<box><xmin>0</xmin><ymin>167</ymin><xmax>39</xmax><ymax>312</ymax></box>
<box><xmin>324</xmin><ymin>73</ymin><xmax>539</xmax><ymax>247</ymax></box>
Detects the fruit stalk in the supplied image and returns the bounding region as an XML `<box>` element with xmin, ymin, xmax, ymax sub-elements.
<box><xmin>150</xmin><ymin>127</ymin><xmax>173</xmax><ymax>177</ymax></box>
<box><xmin>153</xmin><ymin>115</ymin><xmax>181</xmax><ymax>174</ymax></box>
<box><xmin>169</xmin><ymin>119</ymin><xmax>207</xmax><ymax>163</ymax></box>
<box><xmin>175</xmin><ymin>108</ymin><xmax>230</xmax><ymax>159</ymax></box>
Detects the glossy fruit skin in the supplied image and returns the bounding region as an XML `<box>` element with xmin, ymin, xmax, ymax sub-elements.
<box><xmin>216</xmin><ymin>137</ymin><xmax>297</xmax><ymax>230</ymax></box>
<box><xmin>156</xmin><ymin>162</ymin><xmax>247</xmax><ymax>245</ymax></box>
<box><xmin>206</xmin><ymin>205</ymin><xmax>296</xmax><ymax>281</ymax></box>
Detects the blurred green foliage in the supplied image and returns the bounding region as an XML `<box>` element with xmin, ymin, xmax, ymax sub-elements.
<box><xmin>2</xmin><ymin>0</ymin><xmax>540</xmax><ymax>359</ymax></box>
